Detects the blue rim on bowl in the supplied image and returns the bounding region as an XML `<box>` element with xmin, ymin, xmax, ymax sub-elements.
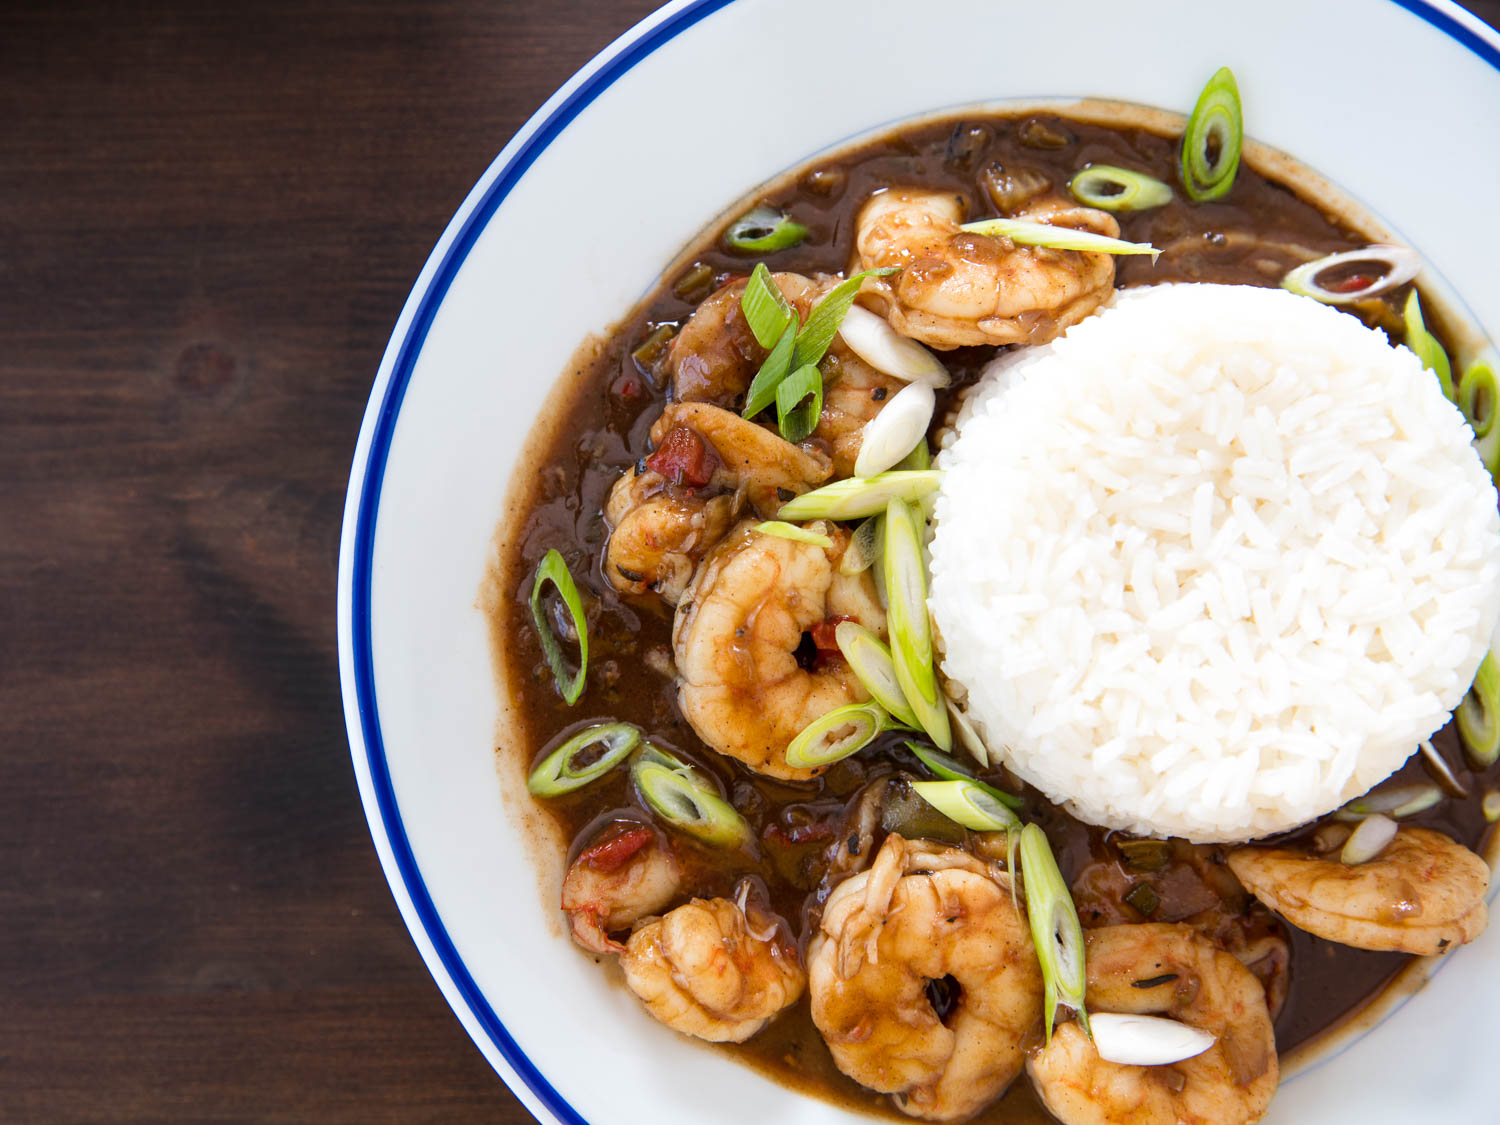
<box><xmin>337</xmin><ymin>3</ymin><xmax>1500</xmax><ymax>1123</ymax></box>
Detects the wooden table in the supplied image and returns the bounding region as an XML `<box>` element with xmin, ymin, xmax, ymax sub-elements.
<box><xmin>4</xmin><ymin>2</ymin><xmax>1496</xmax><ymax>1120</ymax></box>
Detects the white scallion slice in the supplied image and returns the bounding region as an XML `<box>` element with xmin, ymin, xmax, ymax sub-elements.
<box><xmin>905</xmin><ymin>741</ymin><xmax>1022</xmax><ymax>810</ymax></box>
<box><xmin>527</xmin><ymin>721</ymin><xmax>641</xmax><ymax>797</ymax></box>
<box><xmin>740</xmin><ymin>262</ymin><xmax>795</xmax><ymax>348</ymax></box>
<box><xmin>784</xmin><ymin>700</ymin><xmax>891</xmax><ymax>768</ymax></box>
<box><xmin>754</xmin><ymin>520</ymin><xmax>833</xmax><ymax>548</ymax></box>
<box><xmin>776</xmin><ymin>470</ymin><xmax>943</xmax><ymax>522</ymax></box>
<box><xmin>1280</xmin><ymin>245</ymin><xmax>1420</xmax><ymax>306</ymax></box>
<box><xmin>1341</xmin><ymin>814</ymin><xmax>1398</xmax><ymax>866</ymax></box>
<box><xmin>835</xmin><ymin>621</ymin><xmax>918</xmax><ymax>729</ymax></box>
<box><xmin>836</xmin><ymin>304</ymin><xmax>951</xmax><ymax>387</ymax></box>
<box><xmin>838</xmin><ymin>515</ymin><xmax>882</xmax><ymax>576</ymax></box>
<box><xmin>1484</xmin><ymin>790</ymin><xmax>1500</xmax><ymax>823</ymax></box>
<box><xmin>1418</xmin><ymin>739</ymin><xmax>1469</xmax><ymax>798</ymax></box>
<box><xmin>1021</xmin><ymin>823</ymin><xmax>1089</xmax><ymax>1043</ymax></box>
<box><xmin>1405</xmin><ymin>290</ymin><xmax>1455</xmax><ymax>401</ymax></box>
<box><xmin>792</xmin><ymin>267</ymin><xmax>901</xmax><ymax>370</ymax></box>
<box><xmin>529</xmin><ymin>548</ymin><xmax>589</xmax><ymax>705</ymax></box>
<box><xmin>1069</xmin><ymin>165</ymin><xmax>1173</xmax><ymax>212</ymax></box>
<box><xmin>632</xmin><ymin>758</ymin><xmax>749</xmax><ymax>848</ymax></box>
<box><xmin>946</xmin><ymin>698</ymin><xmax>990</xmax><ymax>768</ymax></box>
<box><xmin>854</xmin><ymin>381</ymin><xmax>937</xmax><ymax>478</ymax></box>
<box><xmin>960</xmin><ymin>217</ymin><xmax>1160</xmax><ymax>260</ymax></box>
<box><xmin>1089</xmin><ymin>1013</ymin><xmax>1215</xmax><ymax>1066</ymax></box>
<box><xmin>911</xmin><ymin>779</ymin><xmax>1021</xmax><ymax>832</ymax></box>
<box><xmin>1459</xmin><ymin>362</ymin><xmax>1500</xmax><ymax>479</ymax></box>
<box><xmin>1335</xmin><ymin>783</ymin><xmax>1443</xmax><ymax>822</ymax></box>
<box><xmin>1459</xmin><ymin>651</ymin><xmax>1500</xmax><ymax>769</ymax></box>
<box><xmin>884</xmin><ymin>496</ymin><xmax>950</xmax><ymax>750</ymax></box>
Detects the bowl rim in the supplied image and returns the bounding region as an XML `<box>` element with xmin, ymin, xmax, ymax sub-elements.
<box><xmin>335</xmin><ymin>3</ymin><xmax>1500</xmax><ymax>1123</ymax></box>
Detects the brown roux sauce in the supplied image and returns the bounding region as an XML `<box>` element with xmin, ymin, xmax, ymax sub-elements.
<box><xmin>492</xmin><ymin>110</ymin><xmax>1498</xmax><ymax>1121</ymax></box>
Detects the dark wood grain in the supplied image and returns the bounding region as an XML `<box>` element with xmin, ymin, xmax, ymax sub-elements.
<box><xmin>3</xmin><ymin>1</ymin><xmax>1497</xmax><ymax>1121</ymax></box>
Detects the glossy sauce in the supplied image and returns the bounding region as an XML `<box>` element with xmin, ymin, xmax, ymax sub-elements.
<box><xmin>494</xmin><ymin>110</ymin><xmax>1497</xmax><ymax>1121</ymax></box>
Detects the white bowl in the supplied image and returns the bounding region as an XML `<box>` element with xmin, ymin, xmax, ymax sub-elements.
<box><xmin>337</xmin><ymin>2</ymin><xmax>1500</xmax><ymax>1122</ymax></box>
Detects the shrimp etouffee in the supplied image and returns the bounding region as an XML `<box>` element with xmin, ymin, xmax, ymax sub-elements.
<box><xmin>497</xmin><ymin>100</ymin><xmax>1500</xmax><ymax>1124</ymax></box>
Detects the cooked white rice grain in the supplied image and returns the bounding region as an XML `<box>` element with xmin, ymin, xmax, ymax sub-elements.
<box><xmin>930</xmin><ymin>284</ymin><xmax>1500</xmax><ymax>842</ymax></box>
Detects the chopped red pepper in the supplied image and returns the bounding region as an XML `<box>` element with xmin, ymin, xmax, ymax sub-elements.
<box><xmin>1326</xmin><ymin>272</ymin><xmax>1377</xmax><ymax>294</ymax></box>
<box><xmin>578</xmin><ymin>825</ymin><xmax>655</xmax><ymax>873</ymax></box>
<box><xmin>645</xmin><ymin>426</ymin><xmax>718</xmax><ymax>489</ymax></box>
<box><xmin>808</xmin><ymin>615</ymin><xmax>854</xmax><ymax>654</ymax></box>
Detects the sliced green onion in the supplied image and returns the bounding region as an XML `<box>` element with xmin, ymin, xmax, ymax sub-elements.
<box><xmin>530</xmin><ymin>548</ymin><xmax>588</xmax><ymax>705</ymax></box>
<box><xmin>960</xmin><ymin>217</ymin><xmax>1159</xmax><ymax>260</ymax></box>
<box><xmin>527</xmin><ymin>721</ymin><xmax>640</xmax><ymax>796</ymax></box>
<box><xmin>1404</xmin><ymin>290</ymin><xmax>1455</xmax><ymax>401</ymax></box>
<box><xmin>631</xmin><ymin>323</ymin><xmax>676</xmax><ymax>371</ymax></box>
<box><xmin>784</xmin><ymin>700</ymin><xmax>891</xmax><ymax>768</ymax></box>
<box><xmin>1335</xmin><ymin>783</ymin><xmax>1443</xmax><ymax>822</ymax></box>
<box><xmin>1458</xmin><ymin>651</ymin><xmax>1500</xmax><ymax>768</ymax></box>
<box><xmin>631</xmin><ymin>758</ymin><xmax>749</xmax><ymax>848</ymax></box>
<box><xmin>776</xmin><ymin>470</ymin><xmax>943</xmax><ymax>522</ymax></box>
<box><xmin>1180</xmin><ymin>67</ymin><xmax>1242</xmax><ymax>202</ymax></box>
<box><xmin>724</xmin><ymin>205</ymin><xmax>807</xmax><ymax>254</ymax></box>
<box><xmin>1089</xmin><ymin>1013</ymin><xmax>1215</xmax><ymax>1066</ymax></box>
<box><xmin>1280</xmin><ymin>245</ymin><xmax>1420</xmax><ymax>306</ymax></box>
<box><xmin>740</xmin><ymin>262</ymin><xmax>795</xmax><ymax>349</ymax></box>
<box><xmin>792</xmin><ymin>268</ymin><xmax>901</xmax><ymax>370</ymax></box>
<box><xmin>896</xmin><ymin>438</ymin><xmax>931</xmax><ymax>473</ymax></box>
<box><xmin>1069</xmin><ymin>165</ymin><xmax>1173</xmax><ymax>212</ymax></box>
<box><xmin>1020</xmin><ymin>823</ymin><xmax>1090</xmax><ymax>1043</ymax></box>
<box><xmin>945</xmin><ymin>697</ymin><xmax>989</xmax><ymax>767</ymax></box>
<box><xmin>904</xmin><ymin>741</ymin><xmax>1023</xmax><ymax>810</ymax></box>
<box><xmin>838</xmin><ymin>515</ymin><xmax>882</xmax><ymax>576</ymax></box>
<box><xmin>836</xmin><ymin>303</ymin><xmax>951</xmax><ymax>387</ymax></box>
<box><xmin>754</xmin><ymin>520</ymin><xmax>833</xmax><ymax>548</ymax></box>
<box><xmin>1341</xmin><ymin>813</ymin><xmax>1398</xmax><ymax>866</ymax></box>
<box><xmin>911</xmin><ymin>779</ymin><xmax>1021</xmax><ymax>831</ymax></box>
<box><xmin>775</xmin><ymin>362</ymin><xmax>823</xmax><ymax>442</ymax></box>
<box><xmin>854</xmin><ymin>380</ymin><xmax>935</xmax><ymax>478</ymax></box>
<box><xmin>1459</xmin><ymin>362</ymin><xmax>1500</xmax><ymax>478</ymax></box>
<box><xmin>742</xmin><ymin>319</ymin><xmax>797</xmax><ymax>420</ymax></box>
<box><xmin>835</xmin><ymin>621</ymin><xmax>918</xmax><ymax>729</ymax></box>
<box><xmin>1419</xmin><ymin>738</ymin><xmax>1469</xmax><ymax>798</ymax></box>
<box><xmin>885</xmin><ymin>497</ymin><xmax>950</xmax><ymax>750</ymax></box>
<box><xmin>1484</xmin><ymin>790</ymin><xmax>1500</xmax><ymax>823</ymax></box>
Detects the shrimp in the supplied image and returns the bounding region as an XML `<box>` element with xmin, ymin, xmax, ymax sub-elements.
<box><xmin>619</xmin><ymin>894</ymin><xmax>805</xmax><ymax>1043</ymax></box>
<box><xmin>672</xmin><ymin>519</ymin><xmax>887</xmax><ymax>780</ymax></box>
<box><xmin>604</xmin><ymin>402</ymin><xmax>832</xmax><ymax>603</ymax></box>
<box><xmin>560</xmin><ymin>823</ymin><xmax>683</xmax><ymax>955</ymax></box>
<box><xmin>1227</xmin><ymin>825</ymin><xmax>1489</xmax><ymax>955</ymax></box>
<box><xmin>853</xmin><ymin>188</ymin><xmax>1119</xmax><ymax>349</ymax></box>
<box><xmin>808</xmin><ymin>834</ymin><xmax>1042</xmax><ymax>1121</ymax></box>
<box><xmin>1027</xmin><ymin>923</ymin><xmax>1278</xmax><ymax>1125</ymax></box>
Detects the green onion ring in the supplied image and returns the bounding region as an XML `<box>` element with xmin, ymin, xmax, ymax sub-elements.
<box><xmin>631</xmin><ymin>757</ymin><xmax>750</xmax><ymax>848</ymax></box>
<box><xmin>960</xmin><ymin>217</ymin><xmax>1159</xmax><ymax>260</ymax></box>
<box><xmin>775</xmin><ymin>362</ymin><xmax>823</xmax><ymax>443</ymax></box>
<box><xmin>1069</xmin><ymin>164</ymin><xmax>1173</xmax><ymax>212</ymax></box>
<box><xmin>1334</xmin><ymin>783</ymin><xmax>1444</xmax><ymax>822</ymax></box>
<box><xmin>1404</xmin><ymin>290</ymin><xmax>1455</xmax><ymax>401</ymax></box>
<box><xmin>740</xmin><ymin>262</ymin><xmax>795</xmax><ymax>348</ymax></box>
<box><xmin>838</xmin><ymin>515</ymin><xmax>882</xmax><ymax>576</ymax></box>
<box><xmin>527</xmin><ymin>721</ymin><xmax>641</xmax><ymax>797</ymax></box>
<box><xmin>1020</xmin><ymin>823</ymin><xmax>1090</xmax><ymax>1043</ymax></box>
<box><xmin>754</xmin><ymin>520</ymin><xmax>833</xmax><ymax>548</ymax></box>
<box><xmin>784</xmin><ymin>700</ymin><xmax>892</xmax><ymax>769</ymax></box>
<box><xmin>904</xmin><ymin>741</ymin><xmax>1023</xmax><ymax>810</ymax></box>
<box><xmin>529</xmin><ymin>548</ymin><xmax>588</xmax><ymax>705</ymax></box>
<box><xmin>1280</xmin><ymin>245</ymin><xmax>1420</xmax><ymax>306</ymax></box>
<box><xmin>776</xmin><ymin>470</ymin><xmax>943</xmax><ymax>522</ymax></box>
<box><xmin>1459</xmin><ymin>362</ymin><xmax>1500</xmax><ymax>480</ymax></box>
<box><xmin>724</xmin><ymin>205</ymin><xmax>807</xmax><ymax>254</ymax></box>
<box><xmin>1484</xmin><ymin>791</ymin><xmax>1500</xmax><ymax>823</ymax></box>
<box><xmin>910</xmin><ymin>779</ymin><xmax>1021</xmax><ymax>832</ymax></box>
<box><xmin>836</xmin><ymin>621</ymin><xmax>919</xmax><ymax>729</ymax></box>
<box><xmin>884</xmin><ymin>497</ymin><xmax>950</xmax><ymax>750</ymax></box>
<box><xmin>1180</xmin><ymin>67</ymin><xmax>1243</xmax><ymax>202</ymax></box>
<box><xmin>1459</xmin><ymin>652</ymin><xmax>1500</xmax><ymax>768</ymax></box>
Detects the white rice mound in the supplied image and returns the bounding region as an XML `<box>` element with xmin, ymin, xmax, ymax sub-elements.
<box><xmin>930</xmin><ymin>283</ymin><xmax>1500</xmax><ymax>842</ymax></box>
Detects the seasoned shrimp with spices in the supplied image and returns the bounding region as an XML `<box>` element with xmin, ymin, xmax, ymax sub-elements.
<box><xmin>604</xmin><ymin>403</ymin><xmax>832</xmax><ymax>602</ymax></box>
<box><xmin>1227</xmin><ymin>825</ymin><xmax>1489</xmax><ymax>955</ymax></box>
<box><xmin>619</xmin><ymin>892</ymin><xmax>805</xmax><ymax>1043</ymax></box>
<box><xmin>808</xmin><ymin>834</ymin><xmax>1042</xmax><ymax>1122</ymax></box>
<box><xmin>673</xmin><ymin>520</ymin><xmax>886</xmax><ymax>780</ymax></box>
<box><xmin>560</xmin><ymin>824</ymin><xmax>683</xmax><ymax>955</ymax></box>
<box><xmin>853</xmin><ymin>188</ymin><xmax>1118</xmax><ymax>349</ymax></box>
<box><xmin>1028</xmin><ymin>923</ymin><xmax>1278</xmax><ymax>1125</ymax></box>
